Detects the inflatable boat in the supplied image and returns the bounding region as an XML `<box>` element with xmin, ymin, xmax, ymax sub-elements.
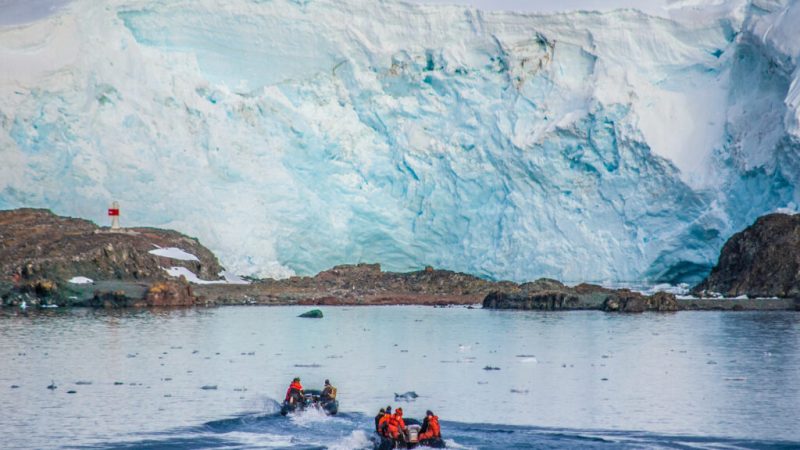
<box><xmin>372</xmin><ymin>418</ymin><xmax>446</xmax><ymax>449</ymax></box>
<box><xmin>280</xmin><ymin>389</ymin><xmax>338</xmax><ymax>416</ymax></box>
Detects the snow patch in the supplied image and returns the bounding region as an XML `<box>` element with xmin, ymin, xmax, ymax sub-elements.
<box><xmin>68</xmin><ymin>276</ymin><xmax>94</xmax><ymax>284</ymax></box>
<box><xmin>149</xmin><ymin>247</ymin><xmax>200</xmax><ymax>261</ymax></box>
<box><xmin>774</xmin><ymin>202</ymin><xmax>799</xmax><ymax>215</ymax></box>
<box><xmin>163</xmin><ymin>266</ymin><xmax>223</xmax><ymax>284</ymax></box>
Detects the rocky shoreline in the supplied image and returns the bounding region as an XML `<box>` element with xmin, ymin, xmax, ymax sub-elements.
<box><xmin>1</xmin><ymin>209</ymin><xmax>798</xmax><ymax>312</ymax></box>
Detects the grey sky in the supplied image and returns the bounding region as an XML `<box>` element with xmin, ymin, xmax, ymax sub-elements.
<box><xmin>414</xmin><ymin>0</ymin><xmax>670</xmax><ymax>16</ymax></box>
<box><xmin>0</xmin><ymin>0</ymin><xmax>70</xmax><ymax>26</ymax></box>
<box><xmin>0</xmin><ymin>0</ymin><xmax>671</xmax><ymax>26</ymax></box>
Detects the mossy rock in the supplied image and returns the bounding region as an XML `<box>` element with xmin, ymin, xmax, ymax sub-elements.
<box><xmin>298</xmin><ymin>309</ymin><xmax>323</xmax><ymax>318</ymax></box>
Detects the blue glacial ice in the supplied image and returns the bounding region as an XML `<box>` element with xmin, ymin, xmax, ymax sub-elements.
<box><xmin>0</xmin><ymin>0</ymin><xmax>798</xmax><ymax>283</ymax></box>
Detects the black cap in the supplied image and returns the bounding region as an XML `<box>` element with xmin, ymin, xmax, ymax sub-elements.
<box><xmin>325</xmin><ymin>379</ymin><xmax>330</xmax><ymax>385</ymax></box>
<box><xmin>426</xmin><ymin>410</ymin><xmax>434</xmax><ymax>416</ymax></box>
<box><xmin>386</xmin><ymin>406</ymin><xmax>392</xmax><ymax>413</ymax></box>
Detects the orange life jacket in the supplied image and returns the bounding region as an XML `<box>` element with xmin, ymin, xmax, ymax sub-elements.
<box><xmin>378</xmin><ymin>413</ymin><xmax>392</xmax><ymax>436</ymax></box>
<box><xmin>285</xmin><ymin>381</ymin><xmax>303</xmax><ymax>401</ymax></box>
<box><xmin>420</xmin><ymin>415</ymin><xmax>440</xmax><ymax>439</ymax></box>
<box><xmin>386</xmin><ymin>412</ymin><xmax>406</xmax><ymax>438</ymax></box>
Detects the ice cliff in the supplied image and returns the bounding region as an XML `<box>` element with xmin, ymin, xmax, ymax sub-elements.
<box><xmin>0</xmin><ymin>0</ymin><xmax>798</xmax><ymax>283</ymax></box>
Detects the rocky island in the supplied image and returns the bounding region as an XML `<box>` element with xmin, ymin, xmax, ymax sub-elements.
<box><xmin>1</xmin><ymin>208</ymin><xmax>798</xmax><ymax>311</ymax></box>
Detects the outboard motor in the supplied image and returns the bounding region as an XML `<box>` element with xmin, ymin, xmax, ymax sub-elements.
<box><xmin>405</xmin><ymin>425</ymin><xmax>421</xmax><ymax>444</ymax></box>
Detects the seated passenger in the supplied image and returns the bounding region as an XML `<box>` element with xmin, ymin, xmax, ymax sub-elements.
<box><xmin>386</xmin><ymin>407</ymin><xmax>407</xmax><ymax>440</ymax></box>
<box><xmin>374</xmin><ymin>408</ymin><xmax>386</xmax><ymax>432</ymax></box>
<box><xmin>321</xmin><ymin>379</ymin><xmax>337</xmax><ymax>402</ymax></box>
<box><xmin>285</xmin><ymin>377</ymin><xmax>304</xmax><ymax>404</ymax></box>
<box><xmin>419</xmin><ymin>410</ymin><xmax>441</xmax><ymax>440</ymax></box>
<box><xmin>378</xmin><ymin>406</ymin><xmax>392</xmax><ymax>436</ymax></box>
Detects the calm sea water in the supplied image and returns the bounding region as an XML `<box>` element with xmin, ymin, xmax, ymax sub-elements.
<box><xmin>1</xmin><ymin>306</ymin><xmax>798</xmax><ymax>449</ymax></box>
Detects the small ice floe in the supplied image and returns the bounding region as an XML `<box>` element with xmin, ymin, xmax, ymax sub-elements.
<box><xmin>707</xmin><ymin>360</ymin><xmax>718</xmax><ymax>365</ymax></box>
<box><xmin>75</xmin><ymin>381</ymin><xmax>92</xmax><ymax>385</ymax></box>
<box><xmin>200</xmin><ymin>385</ymin><xmax>218</xmax><ymax>390</ymax></box>
<box><xmin>20</xmin><ymin>301</ymin><xmax>27</xmax><ymax>310</ymax></box>
<box><xmin>40</xmin><ymin>304</ymin><xmax>58</xmax><ymax>308</ymax></box>
<box><xmin>458</xmin><ymin>344</ymin><xmax>471</xmax><ymax>352</ymax></box>
<box><xmin>68</xmin><ymin>276</ymin><xmax>94</xmax><ymax>284</ymax></box>
<box><xmin>733</xmin><ymin>295</ymin><xmax>749</xmax><ymax>300</ymax></box>
<box><xmin>394</xmin><ymin>391</ymin><xmax>419</xmax><ymax>401</ymax></box>
<box><xmin>149</xmin><ymin>246</ymin><xmax>199</xmax><ymax>261</ymax></box>
<box><xmin>510</xmin><ymin>389</ymin><xmax>529</xmax><ymax>394</ymax></box>
<box><xmin>518</xmin><ymin>357</ymin><xmax>538</xmax><ymax>363</ymax></box>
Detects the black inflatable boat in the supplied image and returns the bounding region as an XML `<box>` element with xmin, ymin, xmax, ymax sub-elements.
<box><xmin>372</xmin><ymin>418</ymin><xmax>446</xmax><ymax>449</ymax></box>
<box><xmin>280</xmin><ymin>389</ymin><xmax>338</xmax><ymax>416</ymax></box>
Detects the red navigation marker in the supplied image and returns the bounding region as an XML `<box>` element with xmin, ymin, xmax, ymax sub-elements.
<box><xmin>109</xmin><ymin>201</ymin><xmax>121</xmax><ymax>229</ymax></box>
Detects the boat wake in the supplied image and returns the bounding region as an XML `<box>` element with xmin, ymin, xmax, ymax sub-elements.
<box><xmin>73</xmin><ymin>404</ymin><xmax>799</xmax><ymax>450</ymax></box>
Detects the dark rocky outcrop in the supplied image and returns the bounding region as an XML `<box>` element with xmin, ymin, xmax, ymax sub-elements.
<box><xmin>482</xmin><ymin>279</ymin><xmax>678</xmax><ymax>313</ymax></box>
<box><xmin>0</xmin><ymin>208</ymin><xmax>223</xmax><ymax>306</ymax></box>
<box><xmin>0</xmin><ymin>208</ymin><xmax>223</xmax><ymax>283</ymax></box>
<box><xmin>693</xmin><ymin>213</ymin><xmax>800</xmax><ymax>298</ymax></box>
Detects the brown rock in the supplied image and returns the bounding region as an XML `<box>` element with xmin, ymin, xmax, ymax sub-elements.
<box><xmin>145</xmin><ymin>281</ymin><xmax>197</xmax><ymax>307</ymax></box>
<box><xmin>0</xmin><ymin>208</ymin><xmax>225</xmax><ymax>291</ymax></box>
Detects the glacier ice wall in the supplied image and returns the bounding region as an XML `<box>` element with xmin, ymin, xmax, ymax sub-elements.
<box><xmin>0</xmin><ymin>0</ymin><xmax>798</xmax><ymax>283</ymax></box>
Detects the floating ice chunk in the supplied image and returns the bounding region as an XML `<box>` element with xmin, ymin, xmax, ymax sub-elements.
<box><xmin>68</xmin><ymin>276</ymin><xmax>93</xmax><ymax>284</ymax></box>
<box><xmin>149</xmin><ymin>247</ymin><xmax>200</xmax><ymax>261</ymax></box>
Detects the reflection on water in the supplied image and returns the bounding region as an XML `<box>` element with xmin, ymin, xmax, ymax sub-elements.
<box><xmin>1</xmin><ymin>307</ymin><xmax>798</xmax><ymax>449</ymax></box>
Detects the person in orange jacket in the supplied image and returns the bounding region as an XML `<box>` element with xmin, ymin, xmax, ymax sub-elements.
<box><xmin>419</xmin><ymin>410</ymin><xmax>441</xmax><ymax>440</ymax></box>
<box><xmin>285</xmin><ymin>377</ymin><xmax>304</xmax><ymax>404</ymax></box>
<box><xmin>378</xmin><ymin>406</ymin><xmax>392</xmax><ymax>436</ymax></box>
<box><xmin>386</xmin><ymin>407</ymin><xmax>407</xmax><ymax>440</ymax></box>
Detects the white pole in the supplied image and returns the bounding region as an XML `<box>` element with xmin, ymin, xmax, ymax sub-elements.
<box><xmin>110</xmin><ymin>201</ymin><xmax>121</xmax><ymax>229</ymax></box>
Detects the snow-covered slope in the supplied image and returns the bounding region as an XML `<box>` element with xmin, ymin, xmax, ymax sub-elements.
<box><xmin>0</xmin><ymin>0</ymin><xmax>798</xmax><ymax>283</ymax></box>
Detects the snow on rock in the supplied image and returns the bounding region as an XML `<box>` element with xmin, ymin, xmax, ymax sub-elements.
<box><xmin>1</xmin><ymin>0</ymin><xmax>799</xmax><ymax>284</ymax></box>
<box><xmin>149</xmin><ymin>247</ymin><xmax>200</xmax><ymax>261</ymax></box>
<box><xmin>68</xmin><ymin>276</ymin><xmax>94</xmax><ymax>284</ymax></box>
<box><xmin>163</xmin><ymin>266</ymin><xmax>223</xmax><ymax>284</ymax></box>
